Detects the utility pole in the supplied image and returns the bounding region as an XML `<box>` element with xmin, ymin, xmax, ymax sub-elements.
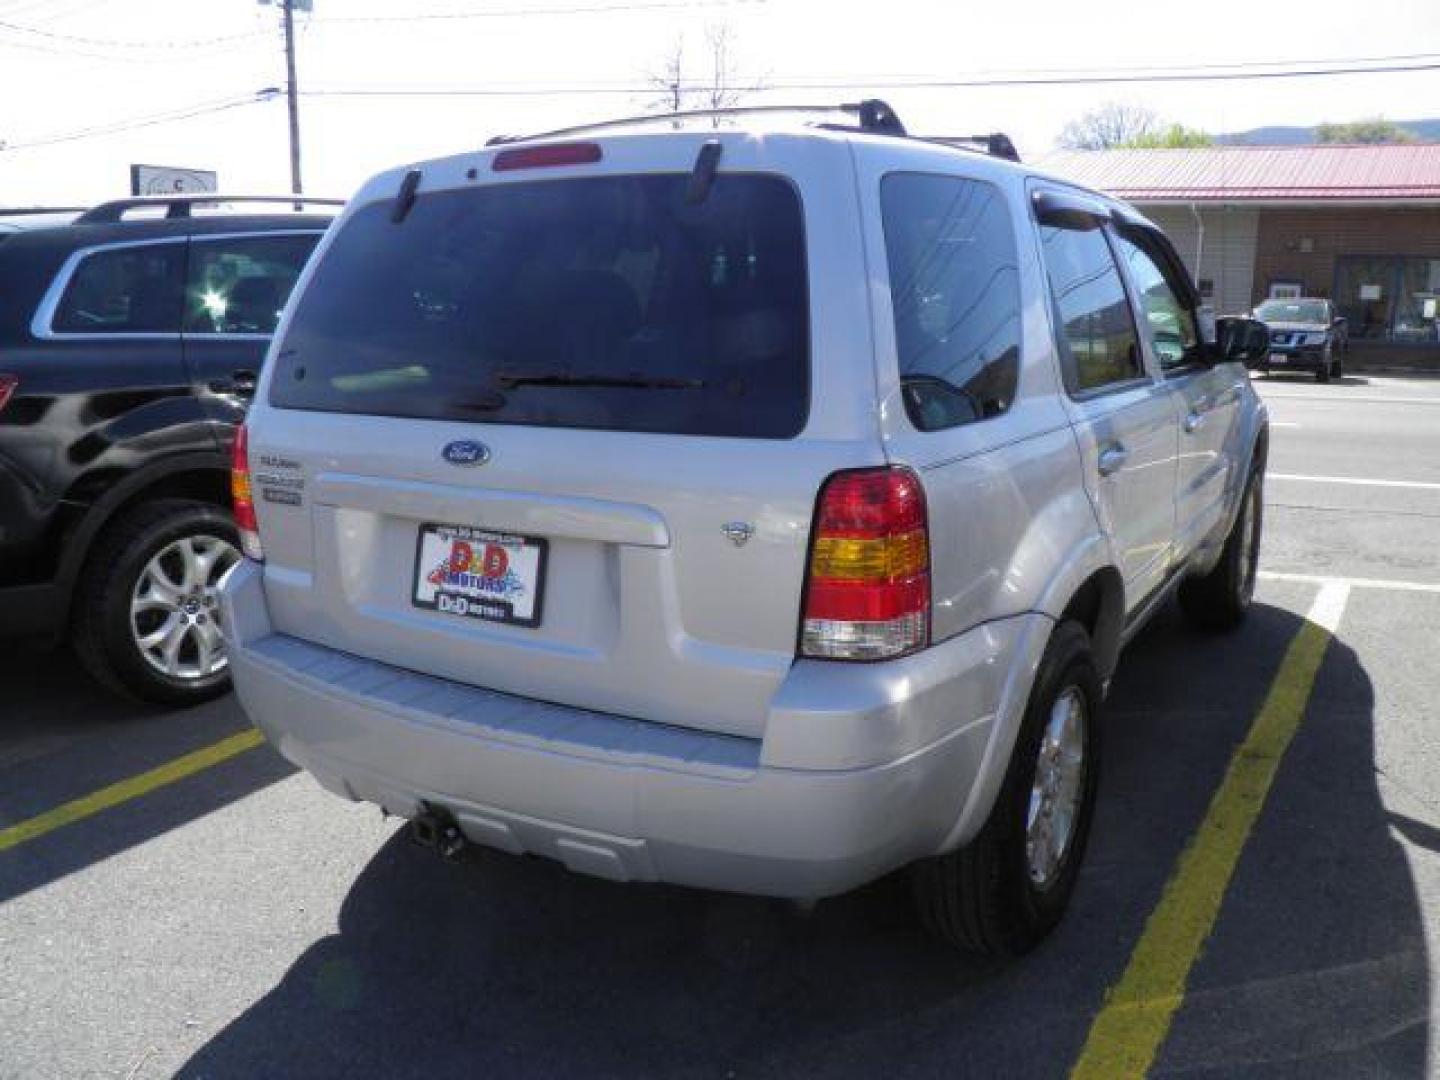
<box><xmin>282</xmin><ymin>0</ymin><xmax>301</xmax><ymax>196</ymax></box>
<box><xmin>260</xmin><ymin>0</ymin><xmax>306</xmax><ymax>197</ymax></box>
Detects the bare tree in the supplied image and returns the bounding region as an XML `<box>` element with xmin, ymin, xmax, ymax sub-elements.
<box><xmin>647</xmin><ymin>36</ymin><xmax>687</xmax><ymax>116</ymax></box>
<box><xmin>1058</xmin><ymin>102</ymin><xmax>1160</xmax><ymax>150</ymax></box>
<box><xmin>644</xmin><ymin>24</ymin><xmax>762</xmax><ymax>121</ymax></box>
<box><xmin>702</xmin><ymin>24</ymin><xmax>744</xmax><ymax>114</ymax></box>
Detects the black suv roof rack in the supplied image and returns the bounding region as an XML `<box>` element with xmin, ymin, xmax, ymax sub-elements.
<box><xmin>76</xmin><ymin>194</ymin><xmax>344</xmax><ymax>225</ymax></box>
<box><xmin>488</xmin><ymin>99</ymin><xmax>1020</xmax><ymax>162</ymax></box>
<box><xmin>0</xmin><ymin>205</ymin><xmax>88</xmax><ymax>217</ymax></box>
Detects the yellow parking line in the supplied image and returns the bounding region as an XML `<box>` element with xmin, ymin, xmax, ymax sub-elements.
<box><xmin>0</xmin><ymin>728</ymin><xmax>264</xmax><ymax>855</ymax></box>
<box><xmin>1071</xmin><ymin>583</ymin><xmax>1349</xmax><ymax>1079</ymax></box>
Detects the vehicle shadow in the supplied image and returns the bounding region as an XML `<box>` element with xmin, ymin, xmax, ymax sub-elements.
<box><xmin>0</xmin><ymin>642</ymin><xmax>294</xmax><ymax>905</ymax></box>
<box><xmin>176</xmin><ymin>599</ymin><xmax>1428</xmax><ymax>1078</ymax></box>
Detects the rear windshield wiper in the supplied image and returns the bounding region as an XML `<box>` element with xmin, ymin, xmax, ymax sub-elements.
<box><xmin>495</xmin><ymin>371</ymin><xmax>704</xmax><ymax>391</ymax></box>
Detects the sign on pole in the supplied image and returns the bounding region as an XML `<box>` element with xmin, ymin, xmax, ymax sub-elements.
<box><xmin>129</xmin><ymin>165</ymin><xmax>219</xmax><ymax>196</ymax></box>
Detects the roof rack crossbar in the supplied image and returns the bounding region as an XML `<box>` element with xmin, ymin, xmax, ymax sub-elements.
<box><xmin>488</xmin><ymin>99</ymin><xmax>907</xmax><ymax>146</ymax></box>
<box><xmin>76</xmin><ymin>194</ymin><xmax>345</xmax><ymax>225</ymax></box>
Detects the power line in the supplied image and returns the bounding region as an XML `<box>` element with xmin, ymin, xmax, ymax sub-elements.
<box><xmin>312</xmin><ymin>0</ymin><xmax>757</xmax><ymax>22</ymax></box>
<box><xmin>0</xmin><ymin>18</ymin><xmax>267</xmax><ymax>49</ymax></box>
<box><xmin>301</xmin><ymin>56</ymin><xmax>1440</xmax><ymax>98</ymax></box>
<box><xmin>0</xmin><ymin>93</ymin><xmax>270</xmax><ymax>151</ymax></box>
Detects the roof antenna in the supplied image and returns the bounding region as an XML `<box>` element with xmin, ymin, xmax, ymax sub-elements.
<box><xmin>685</xmin><ymin>140</ymin><xmax>723</xmax><ymax>204</ymax></box>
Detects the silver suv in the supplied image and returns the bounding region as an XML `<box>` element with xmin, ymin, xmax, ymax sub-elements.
<box><xmin>222</xmin><ymin>103</ymin><xmax>1269</xmax><ymax>955</ymax></box>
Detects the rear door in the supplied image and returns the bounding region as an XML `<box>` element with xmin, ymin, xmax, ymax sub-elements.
<box><xmin>180</xmin><ymin>231</ymin><xmax>322</xmax><ymax>447</ymax></box>
<box><xmin>1032</xmin><ymin>197</ymin><xmax>1178</xmax><ymax>609</ymax></box>
<box><xmin>246</xmin><ymin>134</ymin><xmax>881</xmax><ymax>739</ymax></box>
<box><xmin>1110</xmin><ymin>226</ymin><xmax>1245</xmax><ymax>557</ymax></box>
<box><xmin>3</xmin><ymin>235</ymin><xmax>199</xmax><ymax>582</ymax></box>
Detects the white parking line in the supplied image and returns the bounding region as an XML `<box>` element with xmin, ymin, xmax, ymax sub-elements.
<box><xmin>1260</xmin><ymin>570</ymin><xmax>1440</xmax><ymax>595</ymax></box>
<box><xmin>1269</xmin><ymin>473</ymin><xmax>1440</xmax><ymax>492</ymax></box>
<box><xmin>1258</xmin><ymin>392</ymin><xmax>1440</xmax><ymax>406</ymax></box>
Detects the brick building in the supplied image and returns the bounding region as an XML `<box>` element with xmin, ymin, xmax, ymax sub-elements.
<box><xmin>1044</xmin><ymin>145</ymin><xmax>1440</xmax><ymax>366</ymax></box>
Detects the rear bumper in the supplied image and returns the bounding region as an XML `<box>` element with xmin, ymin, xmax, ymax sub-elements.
<box><xmin>222</xmin><ymin>560</ymin><xmax>1049</xmax><ymax>899</ymax></box>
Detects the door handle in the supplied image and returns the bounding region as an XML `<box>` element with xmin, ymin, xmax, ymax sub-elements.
<box><xmin>1184</xmin><ymin>410</ymin><xmax>1206</xmax><ymax>434</ymax></box>
<box><xmin>1098</xmin><ymin>444</ymin><xmax>1129</xmax><ymax>476</ymax></box>
<box><xmin>209</xmin><ymin>369</ymin><xmax>258</xmax><ymax>396</ymax></box>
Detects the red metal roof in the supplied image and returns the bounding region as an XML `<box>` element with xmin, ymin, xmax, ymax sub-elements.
<box><xmin>1040</xmin><ymin>144</ymin><xmax>1440</xmax><ymax>202</ymax></box>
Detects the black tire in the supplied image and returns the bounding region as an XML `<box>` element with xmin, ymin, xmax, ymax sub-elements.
<box><xmin>912</xmin><ymin>621</ymin><xmax>1102</xmax><ymax>956</ymax></box>
<box><xmin>71</xmin><ymin>498</ymin><xmax>241</xmax><ymax>705</ymax></box>
<box><xmin>1178</xmin><ymin>466</ymin><xmax>1263</xmax><ymax>632</ymax></box>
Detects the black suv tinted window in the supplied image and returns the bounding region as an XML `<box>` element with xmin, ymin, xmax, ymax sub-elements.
<box><xmin>271</xmin><ymin>175</ymin><xmax>809</xmax><ymax>438</ymax></box>
<box><xmin>881</xmin><ymin>173</ymin><xmax>1020</xmax><ymax>431</ymax></box>
<box><xmin>52</xmin><ymin>242</ymin><xmax>185</xmax><ymax>333</ymax></box>
<box><xmin>1039</xmin><ymin>225</ymin><xmax>1143</xmax><ymax>394</ymax></box>
<box><xmin>184</xmin><ymin>233</ymin><xmax>319</xmax><ymax>335</ymax></box>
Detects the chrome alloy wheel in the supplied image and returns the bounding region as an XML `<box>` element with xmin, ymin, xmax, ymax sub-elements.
<box><xmin>1025</xmin><ymin>687</ymin><xmax>1088</xmax><ymax>889</ymax></box>
<box><xmin>129</xmin><ymin>534</ymin><xmax>241</xmax><ymax>680</ymax></box>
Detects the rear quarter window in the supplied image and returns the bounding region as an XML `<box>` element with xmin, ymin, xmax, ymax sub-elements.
<box><xmin>880</xmin><ymin>172</ymin><xmax>1021</xmax><ymax>432</ymax></box>
<box><xmin>270</xmin><ymin>174</ymin><xmax>809</xmax><ymax>438</ymax></box>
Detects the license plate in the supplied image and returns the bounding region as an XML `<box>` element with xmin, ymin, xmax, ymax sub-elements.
<box><xmin>1268</xmin><ymin>352</ymin><xmax>1290</xmax><ymax>365</ymax></box>
<box><xmin>412</xmin><ymin>523</ymin><xmax>547</xmax><ymax>627</ymax></box>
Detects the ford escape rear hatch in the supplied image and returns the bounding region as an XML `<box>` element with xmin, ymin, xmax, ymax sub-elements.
<box><xmin>253</xmin><ymin>150</ymin><xmax>864</xmax><ymax>739</ymax></box>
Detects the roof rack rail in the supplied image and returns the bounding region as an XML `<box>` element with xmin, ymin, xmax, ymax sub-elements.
<box><xmin>488</xmin><ymin>98</ymin><xmax>908</xmax><ymax>145</ymax></box>
<box><xmin>75</xmin><ymin>194</ymin><xmax>345</xmax><ymax>225</ymax></box>
<box><xmin>926</xmin><ymin>133</ymin><xmax>1022</xmax><ymax>163</ymax></box>
<box><xmin>0</xmin><ymin>206</ymin><xmax>87</xmax><ymax>217</ymax></box>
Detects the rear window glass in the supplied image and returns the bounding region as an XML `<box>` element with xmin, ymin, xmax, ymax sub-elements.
<box><xmin>270</xmin><ymin>174</ymin><xmax>809</xmax><ymax>438</ymax></box>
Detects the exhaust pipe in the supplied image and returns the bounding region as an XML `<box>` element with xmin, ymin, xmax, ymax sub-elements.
<box><xmin>410</xmin><ymin>807</ymin><xmax>467</xmax><ymax>861</ymax></box>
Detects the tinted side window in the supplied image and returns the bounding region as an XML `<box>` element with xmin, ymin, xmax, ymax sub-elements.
<box><xmin>1038</xmin><ymin>225</ymin><xmax>1143</xmax><ymax>394</ymax></box>
<box><xmin>881</xmin><ymin>173</ymin><xmax>1020</xmax><ymax>431</ymax></box>
<box><xmin>1113</xmin><ymin>233</ymin><xmax>1199</xmax><ymax>371</ymax></box>
<box><xmin>184</xmin><ymin>233</ymin><xmax>320</xmax><ymax>335</ymax></box>
<box><xmin>52</xmin><ymin>243</ymin><xmax>185</xmax><ymax>333</ymax></box>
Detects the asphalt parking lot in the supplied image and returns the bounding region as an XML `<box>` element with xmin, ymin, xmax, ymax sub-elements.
<box><xmin>3</xmin><ymin>373</ymin><xmax>1438</xmax><ymax>1079</ymax></box>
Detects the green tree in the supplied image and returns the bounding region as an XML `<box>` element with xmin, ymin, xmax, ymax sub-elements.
<box><xmin>1316</xmin><ymin>118</ymin><xmax>1416</xmax><ymax>144</ymax></box>
<box><xmin>1122</xmin><ymin>123</ymin><xmax>1214</xmax><ymax>149</ymax></box>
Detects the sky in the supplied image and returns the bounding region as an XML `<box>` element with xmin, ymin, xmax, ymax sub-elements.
<box><xmin>1</xmin><ymin>0</ymin><xmax>1437</xmax><ymax>206</ymax></box>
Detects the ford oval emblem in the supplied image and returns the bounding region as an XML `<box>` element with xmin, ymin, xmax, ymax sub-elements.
<box><xmin>441</xmin><ymin>440</ymin><xmax>491</xmax><ymax>466</ymax></box>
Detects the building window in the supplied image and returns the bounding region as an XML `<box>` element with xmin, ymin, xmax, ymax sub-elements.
<box><xmin>1268</xmin><ymin>281</ymin><xmax>1303</xmax><ymax>301</ymax></box>
<box><xmin>1336</xmin><ymin>257</ymin><xmax>1440</xmax><ymax>345</ymax></box>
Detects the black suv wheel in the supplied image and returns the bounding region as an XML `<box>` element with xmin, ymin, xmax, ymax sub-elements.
<box><xmin>72</xmin><ymin>499</ymin><xmax>241</xmax><ymax>705</ymax></box>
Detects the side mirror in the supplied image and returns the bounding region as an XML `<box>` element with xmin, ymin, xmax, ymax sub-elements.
<box><xmin>1215</xmin><ymin>316</ymin><xmax>1270</xmax><ymax>365</ymax></box>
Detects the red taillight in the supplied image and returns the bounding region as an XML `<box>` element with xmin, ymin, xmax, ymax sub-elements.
<box><xmin>800</xmin><ymin>467</ymin><xmax>930</xmax><ymax>661</ymax></box>
<box><xmin>230</xmin><ymin>424</ymin><xmax>264</xmax><ymax>562</ymax></box>
<box><xmin>492</xmin><ymin>141</ymin><xmax>602</xmax><ymax>172</ymax></box>
<box><xmin>0</xmin><ymin>374</ymin><xmax>18</xmax><ymax>413</ymax></box>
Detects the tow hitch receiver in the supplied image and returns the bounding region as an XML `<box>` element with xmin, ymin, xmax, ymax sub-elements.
<box><xmin>410</xmin><ymin>806</ymin><xmax>468</xmax><ymax>861</ymax></box>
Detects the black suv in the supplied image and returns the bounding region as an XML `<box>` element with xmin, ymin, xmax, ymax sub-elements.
<box><xmin>0</xmin><ymin>194</ymin><xmax>337</xmax><ymax>703</ymax></box>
